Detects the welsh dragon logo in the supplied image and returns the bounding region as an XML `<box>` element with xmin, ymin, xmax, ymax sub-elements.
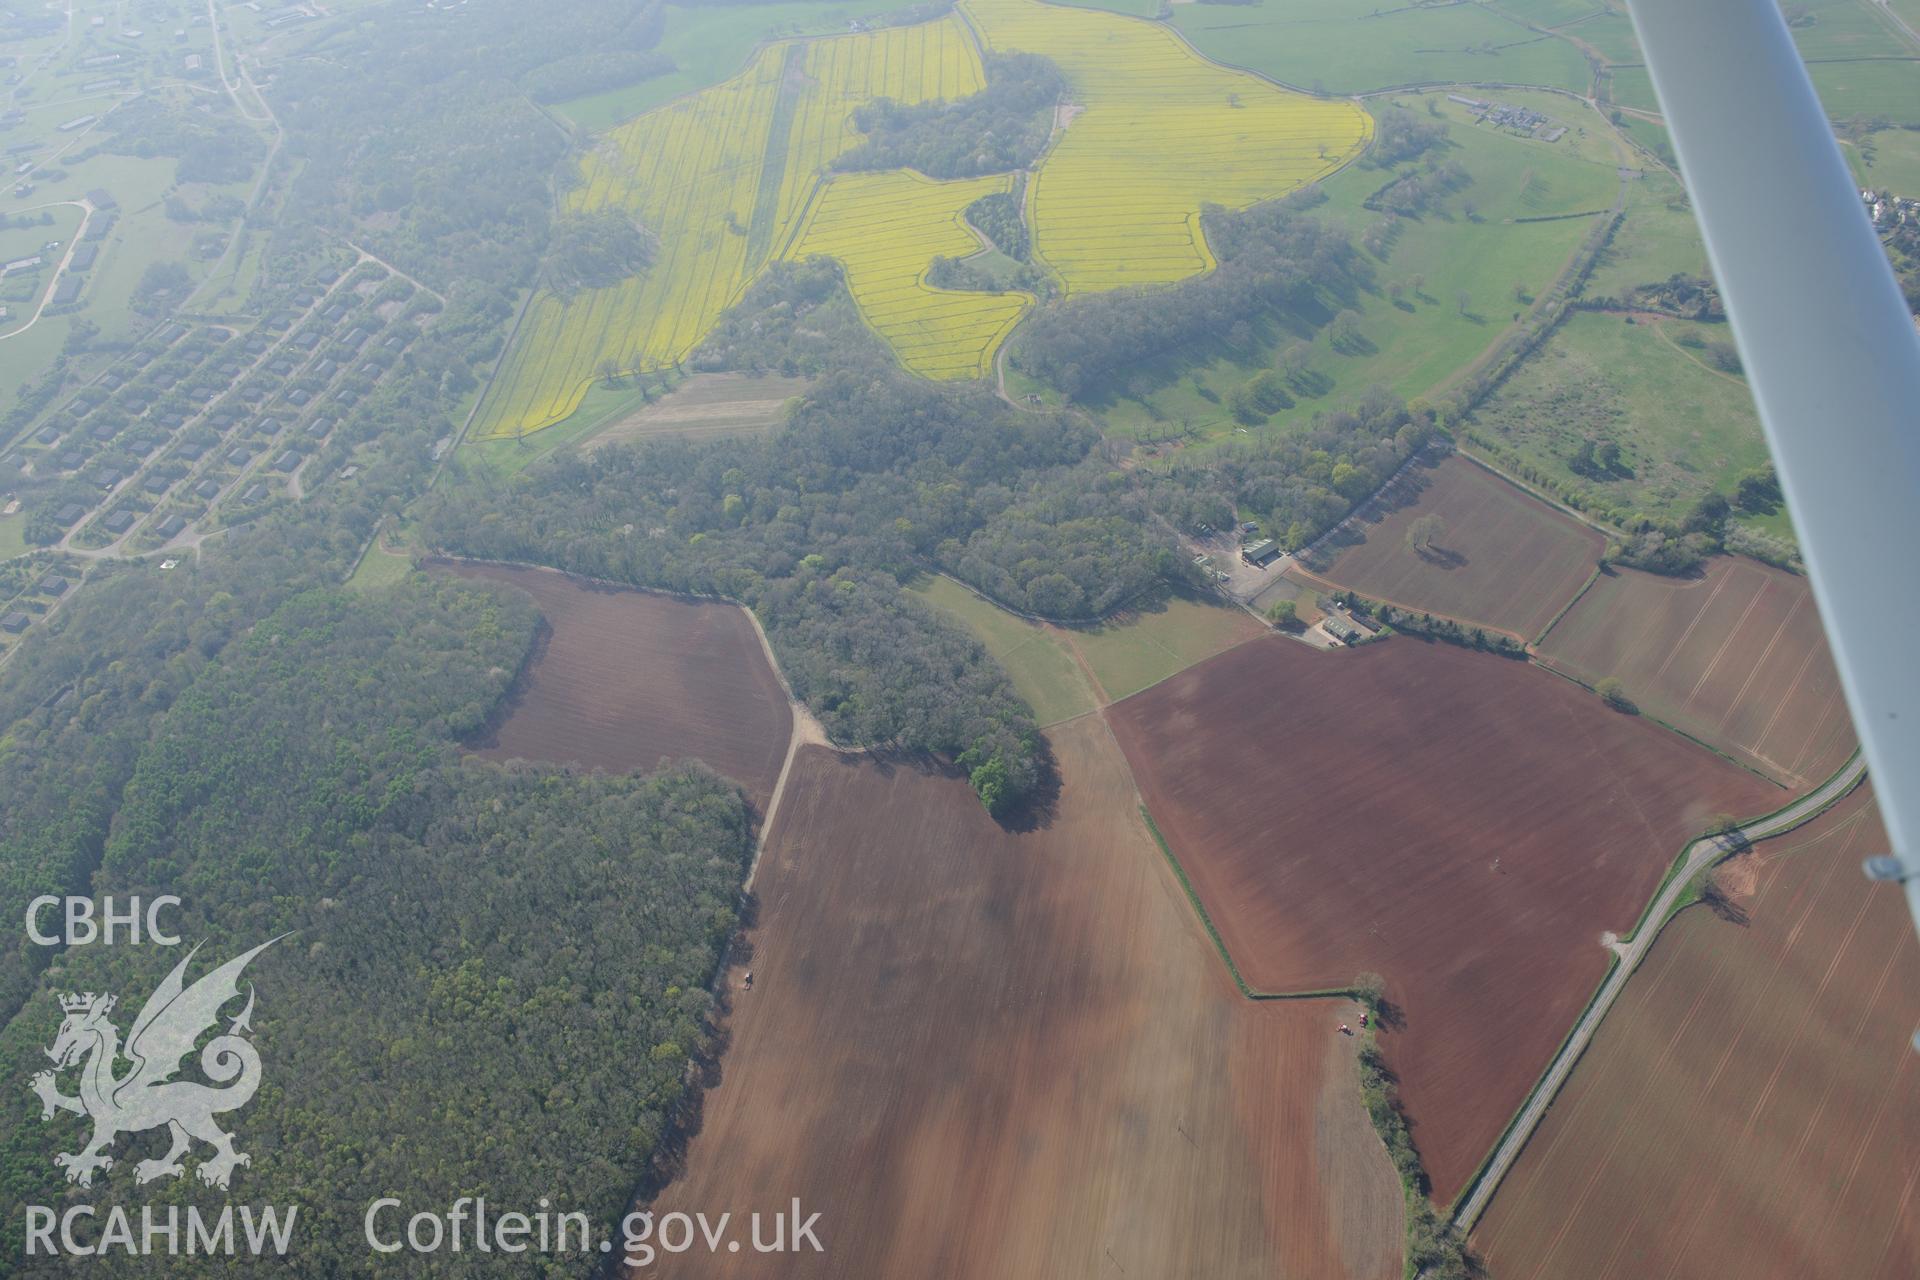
<box><xmin>29</xmin><ymin>939</ymin><xmax>277</xmax><ymax>1191</ymax></box>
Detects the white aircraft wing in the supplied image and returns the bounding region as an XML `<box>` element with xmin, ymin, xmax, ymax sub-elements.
<box><xmin>1625</xmin><ymin>0</ymin><xmax>1920</xmax><ymax>948</ymax></box>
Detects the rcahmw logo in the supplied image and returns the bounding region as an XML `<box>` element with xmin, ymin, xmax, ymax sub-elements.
<box><xmin>23</xmin><ymin>937</ymin><xmax>301</xmax><ymax>1258</ymax></box>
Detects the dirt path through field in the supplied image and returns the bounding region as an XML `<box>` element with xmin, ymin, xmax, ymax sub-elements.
<box><xmin>740</xmin><ymin>603</ymin><xmax>835</xmax><ymax>891</ymax></box>
<box><xmin>1453</xmin><ymin>749</ymin><xmax>1869</xmax><ymax>1229</ymax></box>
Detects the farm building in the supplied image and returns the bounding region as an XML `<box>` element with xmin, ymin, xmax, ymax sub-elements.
<box><xmin>196</xmin><ymin>479</ymin><xmax>221</xmax><ymax>500</ymax></box>
<box><xmin>1</xmin><ymin>613</ymin><xmax>29</xmax><ymax>635</ymax></box>
<box><xmin>273</xmin><ymin>450</ymin><xmax>302</xmax><ymax>473</ymax></box>
<box><xmin>54</xmin><ymin>504</ymin><xmax>84</xmax><ymax>525</ymax></box>
<box><xmin>102</xmin><ymin>510</ymin><xmax>134</xmax><ymax>534</ymax></box>
<box><xmin>69</xmin><ymin>244</ymin><xmax>97</xmax><ymax>271</ymax></box>
<box><xmin>51</xmin><ymin>277</ymin><xmax>79</xmax><ymax>304</ymax></box>
<box><xmin>1242</xmin><ymin>539</ymin><xmax>1281</xmax><ymax>567</ymax></box>
<box><xmin>1323</xmin><ymin>616</ymin><xmax>1361</xmax><ymax>645</ymax></box>
<box><xmin>143</xmin><ymin>473</ymin><xmax>173</xmax><ymax>495</ymax></box>
<box><xmin>176</xmin><ymin>442</ymin><xmax>208</xmax><ymax>462</ymax></box>
<box><xmin>242</xmin><ymin>484</ymin><xmax>267</xmax><ymax>503</ymax></box>
<box><xmin>39</xmin><ymin>576</ymin><xmax>69</xmax><ymax>596</ymax></box>
<box><xmin>155</xmin><ymin>514</ymin><xmax>185</xmax><ymax>538</ymax></box>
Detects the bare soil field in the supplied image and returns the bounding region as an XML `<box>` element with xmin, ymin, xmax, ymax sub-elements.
<box><xmin>587</xmin><ymin>372</ymin><xmax>809</xmax><ymax>449</ymax></box>
<box><xmin>646</xmin><ymin>718</ymin><xmax>1404</xmax><ymax>1279</ymax></box>
<box><xmin>1106</xmin><ymin>636</ymin><xmax>1779</xmax><ymax>1205</ymax></box>
<box><xmin>1295</xmin><ymin>454</ymin><xmax>1604</xmax><ymax>641</ymax></box>
<box><xmin>433</xmin><ymin>561</ymin><xmax>792</xmax><ymax>809</ymax></box>
<box><xmin>1475</xmin><ymin>786</ymin><xmax>1919</xmax><ymax>1280</ymax></box>
<box><xmin>1537</xmin><ymin>556</ymin><xmax>1855</xmax><ymax>789</ymax></box>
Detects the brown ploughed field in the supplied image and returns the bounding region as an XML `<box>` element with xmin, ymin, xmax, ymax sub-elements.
<box><xmin>1106</xmin><ymin>635</ymin><xmax>1779</xmax><ymax>1206</ymax></box>
<box><xmin>1476</xmin><ymin>786</ymin><xmax>1919</xmax><ymax>1280</ymax></box>
<box><xmin>1296</xmin><ymin>454</ymin><xmax>1604</xmax><ymax>641</ymax></box>
<box><xmin>434</xmin><ymin>561</ymin><xmax>791</xmax><ymax>809</ymax></box>
<box><xmin>588</xmin><ymin>372</ymin><xmax>808</xmax><ymax>448</ymax></box>
<box><xmin>646</xmin><ymin>718</ymin><xmax>1404</xmax><ymax>1279</ymax></box>
<box><xmin>1537</xmin><ymin>556</ymin><xmax>1855</xmax><ymax>789</ymax></box>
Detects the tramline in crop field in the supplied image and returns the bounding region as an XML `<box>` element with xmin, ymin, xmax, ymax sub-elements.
<box><xmin>477</xmin><ymin>17</ymin><xmax>987</xmax><ymax>439</ymax></box>
<box><xmin>476</xmin><ymin>0</ymin><xmax>1371</xmax><ymax>438</ymax></box>
<box><xmin>962</xmin><ymin>0</ymin><xmax>1371</xmax><ymax>293</ymax></box>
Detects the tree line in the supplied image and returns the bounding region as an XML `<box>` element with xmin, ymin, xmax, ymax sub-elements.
<box><xmin>834</xmin><ymin>52</ymin><xmax>1066</xmax><ymax>180</ymax></box>
<box><xmin>1012</xmin><ymin>191</ymin><xmax>1367</xmax><ymax>400</ymax></box>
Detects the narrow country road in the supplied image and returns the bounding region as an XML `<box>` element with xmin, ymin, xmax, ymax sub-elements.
<box><xmin>1451</xmin><ymin>749</ymin><xmax>1870</xmax><ymax>1232</ymax></box>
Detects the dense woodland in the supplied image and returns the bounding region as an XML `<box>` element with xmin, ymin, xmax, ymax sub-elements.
<box><xmin>92</xmin><ymin>92</ymin><xmax>265</xmax><ymax>186</ymax></box>
<box><xmin>835</xmin><ymin>52</ymin><xmax>1065</xmax><ymax>179</ymax></box>
<box><xmin>0</xmin><ymin>582</ymin><xmax>754</xmax><ymax>1274</ymax></box>
<box><xmin>1013</xmin><ymin>192</ymin><xmax>1367</xmax><ymax>399</ymax></box>
<box><xmin>544</xmin><ymin>210</ymin><xmax>656</xmax><ymax>295</ymax></box>
<box><xmin>1145</xmin><ymin>388</ymin><xmax>1433</xmax><ymax>550</ymax></box>
<box><xmin>426</xmin><ymin>263</ymin><xmax>1112</xmax><ymax>812</ymax></box>
<box><xmin>965</xmin><ymin>190</ymin><xmax>1031</xmax><ymax>260</ymax></box>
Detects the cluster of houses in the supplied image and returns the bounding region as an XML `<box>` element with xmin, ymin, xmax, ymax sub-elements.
<box><xmin>13</xmin><ymin>260</ymin><xmax>417</xmax><ymax>555</ymax></box>
<box><xmin>1861</xmin><ymin>188</ymin><xmax>1920</xmax><ymax>230</ymax></box>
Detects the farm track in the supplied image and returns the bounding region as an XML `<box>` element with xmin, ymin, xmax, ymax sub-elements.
<box><xmin>1452</xmin><ymin>749</ymin><xmax>1870</xmax><ymax>1230</ymax></box>
<box><xmin>1472</xmin><ymin>788</ymin><xmax>1916</xmax><ymax>1279</ymax></box>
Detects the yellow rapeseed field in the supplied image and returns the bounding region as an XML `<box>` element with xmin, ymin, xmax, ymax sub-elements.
<box><xmin>474</xmin><ymin>0</ymin><xmax>1370</xmax><ymax>438</ymax></box>
<box><xmin>962</xmin><ymin>0</ymin><xmax>1371</xmax><ymax>294</ymax></box>
<box><xmin>478</xmin><ymin>18</ymin><xmax>984</xmax><ymax>438</ymax></box>
<box><xmin>786</xmin><ymin>170</ymin><xmax>1032</xmax><ymax>380</ymax></box>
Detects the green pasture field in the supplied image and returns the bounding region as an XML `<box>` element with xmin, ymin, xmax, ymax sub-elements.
<box><xmin>347</xmin><ymin>541</ymin><xmax>416</xmax><ymax>591</ymax></box>
<box><xmin>1550</xmin><ymin>6</ymin><xmax>1640</xmax><ymax>61</ymax></box>
<box><xmin>1466</xmin><ymin>309</ymin><xmax>1770</xmax><ymax>527</ymax></box>
<box><xmin>1083</xmin><ymin>91</ymin><xmax>1622</xmax><ymax>444</ymax></box>
<box><xmin>1614</xmin><ymin>112</ymin><xmax>1675</xmax><ymax>168</ymax></box>
<box><xmin>458</xmin><ymin>375</ymin><xmax>673</xmax><ymax>478</ymax></box>
<box><xmin>914</xmin><ymin>576</ymin><xmax>1262</xmax><ymax>715</ymax></box>
<box><xmin>1845</xmin><ymin>126</ymin><xmax>1920</xmax><ymax>193</ymax></box>
<box><xmin>1168</xmin><ymin>0</ymin><xmax>1594</xmax><ymax>96</ymax></box>
<box><xmin>1605</xmin><ymin>62</ymin><xmax>1659</xmax><ymax>114</ymax></box>
<box><xmin>551</xmin><ymin>0</ymin><xmax>911</xmax><ymax>130</ymax></box>
<box><xmin>1584</xmin><ymin>169</ymin><xmax>1708</xmax><ymax>299</ymax></box>
<box><xmin>1069</xmin><ymin>592</ymin><xmax>1264</xmax><ymax>702</ymax></box>
<box><xmin>1807</xmin><ymin>57</ymin><xmax>1920</xmax><ymax>125</ymax></box>
<box><xmin>911</xmin><ymin>574</ymin><xmax>1101</xmax><ymax>726</ymax></box>
<box><xmin>1488</xmin><ymin>0</ymin><xmax>1612</xmax><ymax>28</ymax></box>
<box><xmin>0</xmin><ymin>513</ymin><xmax>26</xmax><ymax>561</ymax></box>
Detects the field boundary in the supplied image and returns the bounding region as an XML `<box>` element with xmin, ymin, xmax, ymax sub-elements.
<box><xmin>1138</xmin><ymin>804</ymin><xmax>1358</xmax><ymax>1003</ymax></box>
<box><xmin>1530</xmin><ymin>562</ymin><xmax>1602</xmax><ymax>646</ymax></box>
<box><xmin>1527</xmin><ymin>656</ymin><xmax>1789</xmax><ymax>789</ymax></box>
<box><xmin>1287</xmin><ymin>562</ymin><xmax>1531</xmax><ymax>647</ymax></box>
